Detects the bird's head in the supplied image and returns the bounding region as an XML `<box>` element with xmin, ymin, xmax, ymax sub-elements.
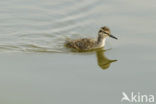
<box><xmin>98</xmin><ymin>26</ymin><xmax>118</xmax><ymax>40</ymax></box>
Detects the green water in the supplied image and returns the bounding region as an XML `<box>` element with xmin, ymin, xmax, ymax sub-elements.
<box><xmin>0</xmin><ymin>0</ymin><xmax>156</xmax><ymax>104</ymax></box>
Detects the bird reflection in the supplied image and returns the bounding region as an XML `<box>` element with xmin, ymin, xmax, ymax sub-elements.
<box><xmin>96</xmin><ymin>49</ymin><xmax>117</xmax><ymax>70</ymax></box>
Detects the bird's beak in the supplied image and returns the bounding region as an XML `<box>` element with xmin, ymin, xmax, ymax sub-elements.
<box><xmin>109</xmin><ymin>34</ymin><xmax>118</xmax><ymax>40</ymax></box>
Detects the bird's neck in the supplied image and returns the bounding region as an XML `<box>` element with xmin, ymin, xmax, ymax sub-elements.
<box><xmin>97</xmin><ymin>36</ymin><xmax>106</xmax><ymax>47</ymax></box>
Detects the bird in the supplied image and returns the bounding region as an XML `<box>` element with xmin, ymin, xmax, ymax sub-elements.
<box><xmin>65</xmin><ymin>26</ymin><xmax>117</xmax><ymax>51</ymax></box>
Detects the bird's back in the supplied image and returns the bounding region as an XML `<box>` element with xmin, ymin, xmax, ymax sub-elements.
<box><xmin>65</xmin><ymin>38</ymin><xmax>97</xmax><ymax>50</ymax></box>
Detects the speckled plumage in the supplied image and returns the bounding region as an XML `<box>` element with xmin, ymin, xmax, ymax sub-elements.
<box><xmin>65</xmin><ymin>26</ymin><xmax>117</xmax><ymax>51</ymax></box>
<box><xmin>65</xmin><ymin>38</ymin><xmax>97</xmax><ymax>50</ymax></box>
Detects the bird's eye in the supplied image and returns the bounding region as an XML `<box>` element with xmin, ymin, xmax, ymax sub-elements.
<box><xmin>99</xmin><ymin>30</ymin><xmax>103</xmax><ymax>32</ymax></box>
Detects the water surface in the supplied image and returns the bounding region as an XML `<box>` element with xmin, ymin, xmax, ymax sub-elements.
<box><xmin>0</xmin><ymin>0</ymin><xmax>156</xmax><ymax>104</ymax></box>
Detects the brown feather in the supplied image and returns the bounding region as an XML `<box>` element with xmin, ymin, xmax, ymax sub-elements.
<box><xmin>65</xmin><ymin>38</ymin><xmax>96</xmax><ymax>50</ymax></box>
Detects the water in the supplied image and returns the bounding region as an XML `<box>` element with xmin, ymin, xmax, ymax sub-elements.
<box><xmin>0</xmin><ymin>0</ymin><xmax>156</xmax><ymax>104</ymax></box>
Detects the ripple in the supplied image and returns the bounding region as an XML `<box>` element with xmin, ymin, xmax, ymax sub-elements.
<box><xmin>0</xmin><ymin>0</ymin><xmax>104</xmax><ymax>53</ymax></box>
